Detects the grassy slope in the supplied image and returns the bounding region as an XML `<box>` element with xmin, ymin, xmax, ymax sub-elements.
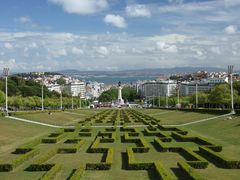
<box><xmin>183</xmin><ymin>115</ymin><xmax>240</xmax><ymax>179</ymax></box>
<box><xmin>14</xmin><ymin>109</ymin><xmax>100</xmax><ymax>126</ymax></box>
<box><xmin>0</xmin><ymin>117</ymin><xmax>53</xmax><ymax>154</ymax></box>
<box><xmin>139</xmin><ymin>109</ymin><xmax>219</xmax><ymax>125</ymax></box>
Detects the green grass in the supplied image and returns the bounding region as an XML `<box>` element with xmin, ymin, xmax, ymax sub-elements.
<box><xmin>138</xmin><ymin>109</ymin><xmax>219</xmax><ymax>125</ymax></box>
<box><xmin>14</xmin><ymin>109</ymin><xmax>100</xmax><ymax>126</ymax></box>
<box><xmin>0</xmin><ymin>109</ymin><xmax>240</xmax><ymax>180</ymax></box>
<box><xmin>0</xmin><ymin>117</ymin><xmax>53</xmax><ymax>154</ymax></box>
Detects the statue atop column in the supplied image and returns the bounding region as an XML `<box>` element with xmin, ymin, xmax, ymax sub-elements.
<box><xmin>117</xmin><ymin>81</ymin><xmax>124</xmax><ymax>105</ymax></box>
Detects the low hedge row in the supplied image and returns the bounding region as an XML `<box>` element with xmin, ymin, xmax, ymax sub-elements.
<box><xmin>179</xmin><ymin>148</ymin><xmax>208</xmax><ymax>169</ymax></box>
<box><xmin>88</xmin><ymin>138</ymin><xmax>108</xmax><ymax>153</ymax></box>
<box><xmin>64</xmin><ymin>128</ymin><xmax>75</xmax><ymax>132</ymax></box>
<box><xmin>40</xmin><ymin>164</ymin><xmax>62</xmax><ymax>180</ymax></box>
<box><xmin>154</xmin><ymin>138</ymin><xmax>208</xmax><ymax>169</ymax></box>
<box><xmin>27</xmin><ymin>164</ymin><xmax>54</xmax><ymax>171</ymax></box>
<box><xmin>16</xmin><ymin>136</ymin><xmax>43</xmax><ymax>151</ymax></box>
<box><xmin>199</xmin><ymin>146</ymin><xmax>240</xmax><ymax>169</ymax></box>
<box><xmin>30</xmin><ymin>148</ymin><xmax>58</xmax><ymax>167</ymax></box>
<box><xmin>127</xmin><ymin>147</ymin><xmax>174</xmax><ymax>179</ymax></box>
<box><xmin>42</xmin><ymin>132</ymin><xmax>65</xmax><ymax>144</ymax></box>
<box><xmin>69</xmin><ymin>164</ymin><xmax>85</xmax><ymax>180</ymax></box>
<box><xmin>153</xmin><ymin>161</ymin><xmax>174</xmax><ymax>180</ymax></box>
<box><xmin>86</xmin><ymin>148</ymin><xmax>113</xmax><ymax>170</ymax></box>
<box><xmin>58</xmin><ymin>140</ymin><xmax>85</xmax><ymax>153</ymax></box>
<box><xmin>171</xmin><ymin>132</ymin><xmax>221</xmax><ymax>152</ymax></box>
<box><xmin>144</xmin><ymin>128</ymin><xmax>168</xmax><ymax>137</ymax></box>
<box><xmin>127</xmin><ymin>148</ymin><xmax>152</xmax><ymax>170</ymax></box>
<box><xmin>0</xmin><ymin>149</ymin><xmax>39</xmax><ymax>172</ymax></box>
<box><xmin>79</xmin><ymin>132</ymin><xmax>91</xmax><ymax>137</ymax></box>
<box><xmin>177</xmin><ymin>161</ymin><xmax>204</xmax><ymax>180</ymax></box>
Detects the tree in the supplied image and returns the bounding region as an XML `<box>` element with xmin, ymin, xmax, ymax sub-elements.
<box><xmin>209</xmin><ymin>83</ymin><xmax>238</xmax><ymax>108</ymax></box>
<box><xmin>0</xmin><ymin>90</ymin><xmax>5</xmax><ymax>106</ymax></box>
<box><xmin>190</xmin><ymin>92</ymin><xmax>209</xmax><ymax>107</ymax></box>
<box><xmin>56</xmin><ymin>77</ymin><xmax>66</xmax><ymax>85</ymax></box>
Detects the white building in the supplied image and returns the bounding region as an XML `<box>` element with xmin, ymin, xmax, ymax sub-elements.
<box><xmin>64</xmin><ymin>82</ymin><xmax>86</xmax><ymax>98</ymax></box>
<box><xmin>180</xmin><ymin>82</ymin><xmax>212</xmax><ymax>96</ymax></box>
<box><xmin>140</xmin><ymin>80</ymin><xmax>177</xmax><ymax>97</ymax></box>
<box><xmin>48</xmin><ymin>84</ymin><xmax>61</xmax><ymax>94</ymax></box>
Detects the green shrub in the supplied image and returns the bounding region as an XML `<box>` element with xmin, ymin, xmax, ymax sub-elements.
<box><xmin>178</xmin><ymin>161</ymin><xmax>204</xmax><ymax>180</ymax></box>
<box><xmin>154</xmin><ymin>161</ymin><xmax>174</xmax><ymax>180</ymax></box>
<box><xmin>199</xmin><ymin>146</ymin><xmax>240</xmax><ymax>169</ymax></box>
<box><xmin>69</xmin><ymin>164</ymin><xmax>85</xmax><ymax>180</ymax></box>
<box><xmin>0</xmin><ymin>149</ymin><xmax>39</xmax><ymax>172</ymax></box>
<box><xmin>40</xmin><ymin>164</ymin><xmax>62</xmax><ymax>180</ymax></box>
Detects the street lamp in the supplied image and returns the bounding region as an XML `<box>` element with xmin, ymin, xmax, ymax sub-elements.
<box><xmin>195</xmin><ymin>81</ymin><xmax>198</xmax><ymax>109</ymax></box>
<box><xmin>60</xmin><ymin>85</ymin><xmax>63</xmax><ymax>110</ymax></box>
<box><xmin>79</xmin><ymin>93</ymin><xmax>82</xmax><ymax>109</ymax></box>
<box><xmin>158</xmin><ymin>92</ymin><xmax>161</xmax><ymax>108</ymax></box>
<box><xmin>71</xmin><ymin>92</ymin><xmax>74</xmax><ymax>109</ymax></box>
<box><xmin>228</xmin><ymin>65</ymin><xmax>235</xmax><ymax>114</ymax></box>
<box><xmin>176</xmin><ymin>80</ymin><xmax>181</xmax><ymax>109</ymax></box>
<box><xmin>41</xmin><ymin>76</ymin><xmax>44</xmax><ymax>111</ymax></box>
<box><xmin>3</xmin><ymin>68</ymin><xmax>9</xmax><ymax>116</ymax></box>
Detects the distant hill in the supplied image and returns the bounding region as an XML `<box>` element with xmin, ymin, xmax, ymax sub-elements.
<box><xmin>57</xmin><ymin>67</ymin><xmax>227</xmax><ymax>77</ymax></box>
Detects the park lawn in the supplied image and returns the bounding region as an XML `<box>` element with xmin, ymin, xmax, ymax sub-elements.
<box><xmin>140</xmin><ymin>109</ymin><xmax>218</xmax><ymax>125</ymax></box>
<box><xmin>182</xmin><ymin>115</ymin><xmax>240</xmax><ymax>179</ymax></box>
<box><xmin>184</xmin><ymin>115</ymin><xmax>240</xmax><ymax>158</ymax></box>
<box><xmin>70</xmin><ymin>108</ymin><xmax>104</xmax><ymax>115</ymax></box>
<box><xmin>0</xmin><ymin>117</ymin><xmax>53</xmax><ymax>154</ymax></box>
<box><xmin>14</xmin><ymin>110</ymin><xmax>98</xmax><ymax>126</ymax></box>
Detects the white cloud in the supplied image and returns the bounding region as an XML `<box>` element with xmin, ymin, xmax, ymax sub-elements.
<box><xmin>4</xmin><ymin>42</ymin><xmax>13</xmax><ymax>49</ymax></box>
<box><xmin>96</xmin><ymin>46</ymin><xmax>109</xmax><ymax>56</ymax></box>
<box><xmin>15</xmin><ymin>16</ymin><xmax>32</xmax><ymax>24</ymax></box>
<box><xmin>149</xmin><ymin>34</ymin><xmax>187</xmax><ymax>43</ymax></box>
<box><xmin>104</xmin><ymin>14</ymin><xmax>127</xmax><ymax>28</ymax></box>
<box><xmin>156</xmin><ymin>41</ymin><xmax>178</xmax><ymax>53</ymax></box>
<box><xmin>48</xmin><ymin>0</ymin><xmax>108</xmax><ymax>15</ymax></box>
<box><xmin>0</xmin><ymin>59</ymin><xmax>17</xmax><ymax>69</ymax></box>
<box><xmin>211</xmin><ymin>46</ymin><xmax>221</xmax><ymax>55</ymax></box>
<box><xmin>126</xmin><ymin>4</ymin><xmax>151</xmax><ymax>17</ymax></box>
<box><xmin>72</xmin><ymin>47</ymin><xmax>84</xmax><ymax>55</ymax></box>
<box><xmin>49</xmin><ymin>48</ymin><xmax>67</xmax><ymax>57</ymax></box>
<box><xmin>224</xmin><ymin>25</ymin><xmax>238</xmax><ymax>34</ymax></box>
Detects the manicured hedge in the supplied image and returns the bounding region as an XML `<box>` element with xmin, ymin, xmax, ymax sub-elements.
<box><xmin>40</xmin><ymin>164</ymin><xmax>62</xmax><ymax>180</ymax></box>
<box><xmin>199</xmin><ymin>146</ymin><xmax>240</xmax><ymax>169</ymax></box>
<box><xmin>64</xmin><ymin>128</ymin><xmax>75</xmax><ymax>132</ymax></box>
<box><xmin>58</xmin><ymin>140</ymin><xmax>84</xmax><ymax>153</ymax></box>
<box><xmin>179</xmin><ymin>148</ymin><xmax>208</xmax><ymax>169</ymax></box>
<box><xmin>171</xmin><ymin>132</ymin><xmax>222</xmax><ymax>152</ymax></box>
<box><xmin>14</xmin><ymin>136</ymin><xmax>45</xmax><ymax>154</ymax></box>
<box><xmin>177</xmin><ymin>161</ymin><xmax>204</xmax><ymax>180</ymax></box>
<box><xmin>86</xmin><ymin>148</ymin><xmax>113</xmax><ymax>170</ymax></box>
<box><xmin>42</xmin><ymin>132</ymin><xmax>65</xmax><ymax>144</ymax></box>
<box><xmin>154</xmin><ymin>161</ymin><xmax>174</xmax><ymax>180</ymax></box>
<box><xmin>0</xmin><ymin>149</ymin><xmax>39</xmax><ymax>172</ymax></box>
<box><xmin>28</xmin><ymin>148</ymin><xmax>58</xmax><ymax>171</ymax></box>
<box><xmin>69</xmin><ymin>164</ymin><xmax>85</xmax><ymax>180</ymax></box>
<box><xmin>79</xmin><ymin>131</ymin><xmax>91</xmax><ymax>137</ymax></box>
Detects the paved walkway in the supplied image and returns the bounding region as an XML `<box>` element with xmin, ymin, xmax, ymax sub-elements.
<box><xmin>163</xmin><ymin>113</ymin><xmax>233</xmax><ymax>127</ymax></box>
<box><xmin>5</xmin><ymin>116</ymin><xmax>74</xmax><ymax>128</ymax></box>
<box><xmin>5</xmin><ymin>112</ymin><xmax>233</xmax><ymax>129</ymax></box>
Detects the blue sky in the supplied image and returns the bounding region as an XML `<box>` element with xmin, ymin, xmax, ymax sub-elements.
<box><xmin>0</xmin><ymin>0</ymin><xmax>240</xmax><ymax>72</ymax></box>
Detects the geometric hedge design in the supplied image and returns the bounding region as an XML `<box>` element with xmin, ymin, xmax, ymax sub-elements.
<box><xmin>0</xmin><ymin>109</ymin><xmax>239</xmax><ymax>179</ymax></box>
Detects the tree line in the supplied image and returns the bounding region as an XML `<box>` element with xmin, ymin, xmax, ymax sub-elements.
<box><xmin>149</xmin><ymin>82</ymin><xmax>240</xmax><ymax>109</ymax></box>
<box><xmin>0</xmin><ymin>76</ymin><xmax>89</xmax><ymax>110</ymax></box>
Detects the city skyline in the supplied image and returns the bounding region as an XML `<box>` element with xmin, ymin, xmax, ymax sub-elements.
<box><xmin>0</xmin><ymin>0</ymin><xmax>240</xmax><ymax>72</ymax></box>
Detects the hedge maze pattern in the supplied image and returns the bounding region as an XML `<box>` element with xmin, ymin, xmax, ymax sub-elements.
<box><xmin>0</xmin><ymin>109</ymin><xmax>240</xmax><ymax>179</ymax></box>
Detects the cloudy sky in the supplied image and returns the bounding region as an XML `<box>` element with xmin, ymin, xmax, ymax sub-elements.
<box><xmin>0</xmin><ymin>0</ymin><xmax>240</xmax><ymax>72</ymax></box>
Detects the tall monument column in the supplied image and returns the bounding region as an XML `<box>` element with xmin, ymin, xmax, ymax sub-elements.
<box><xmin>118</xmin><ymin>81</ymin><xmax>124</xmax><ymax>105</ymax></box>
